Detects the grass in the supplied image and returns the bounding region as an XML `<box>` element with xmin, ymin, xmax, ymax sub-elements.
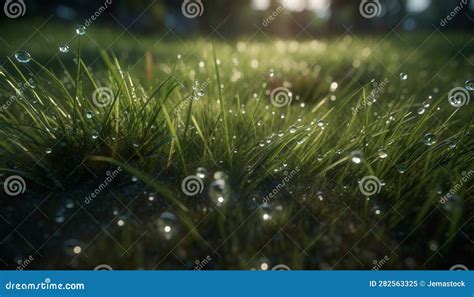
<box><xmin>0</xmin><ymin>24</ymin><xmax>473</xmax><ymax>270</ymax></box>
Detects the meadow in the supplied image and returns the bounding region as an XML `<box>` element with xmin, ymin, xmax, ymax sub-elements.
<box><xmin>0</xmin><ymin>23</ymin><xmax>473</xmax><ymax>270</ymax></box>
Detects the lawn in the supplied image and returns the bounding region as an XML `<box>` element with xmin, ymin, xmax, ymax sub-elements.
<box><xmin>0</xmin><ymin>23</ymin><xmax>473</xmax><ymax>270</ymax></box>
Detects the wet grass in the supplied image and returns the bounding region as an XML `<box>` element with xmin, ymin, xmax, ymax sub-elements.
<box><xmin>0</xmin><ymin>25</ymin><xmax>473</xmax><ymax>270</ymax></box>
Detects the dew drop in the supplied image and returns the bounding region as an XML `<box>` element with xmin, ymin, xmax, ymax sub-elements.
<box><xmin>377</xmin><ymin>148</ymin><xmax>388</xmax><ymax>159</ymax></box>
<box><xmin>59</xmin><ymin>44</ymin><xmax>70</xmax><ymax>53</ymax></box>
<box><xmin>396</xmin><ymin>164</ymin><xmax>406</xmax><ymax>174</ymax></box>
<box><xmin>15</xmin><ymin>50</ymin><xmax>31</xmax><ymax>63</ymax></box>
<box><xmin>350</xmin><ymin>150</ymin><xmax>363</xmax><ymax>164</ymax></box>
<box><xmin>45</xmin><ymin>148</ymin><xmax>52</xmax><ymax>154</ymax></box>
<box><xmin>91</xmin><ymin>131</ymin><xmax>99</xmax><ymax>140</ymax></box>
<box><xmin>289</xmin><ymin>125</ymin><xmax>298</xmax><ymax>133</ymax></box>
<box><xmin>400</xmin><ymin>72</ymin><xmax>408</xmax><ymax>81</ymax></box>
<box><xmin>196</xmin><ymin>167</ymin><xmax>207</xmax><ymax>179</ymax></box>
<box><xmin>423</xmin><ymin>133</ymin><xmax>437</xmax><ymax>146</ymax></box>
<box><xmin>465</xmin><ymin>80</ymin><xmax>474</xmax><ymax>91</ymax></box>
<box><xmin>75</xmin><ymin>25</ymin><xmax>86</xmax><ymax>35</ymax></box>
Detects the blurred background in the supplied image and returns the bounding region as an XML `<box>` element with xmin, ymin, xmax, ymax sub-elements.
<box><xmin>1</xmin><ymin>0</ymin><xmax>472</xmax><ymax>37</ymax></box>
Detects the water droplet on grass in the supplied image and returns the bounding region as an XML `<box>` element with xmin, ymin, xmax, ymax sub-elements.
<box><xmin>350</xmin><ymin>150</ymin><xmax>363</xmax><ymax>164</ymax></box>
<box><xmin>400</xmin><ymin>72</ymin><xmax>408</xmax><ymax>81</ymax></box>
<box><xmin>317</xmin><ymin>120</ymin><xmax>325</xmax><ymax>128</ymax></box>
<box><xmin>196</xmin><ymin>167</ymin><xmax>207</xmax><ymax>179</ymax></box>
<box><xmin>259</xmin><ymin>203</ymin><xmax>273</xmax><ymax>221</ymax></box>
<box><xmin>15</xmin><ymin>51</ymin><xmax>31</xmax><ymax>63</ymax></box>
<box><xmin>91</xmin><ymin>131</ymin><xmax>99</xmax><ymax>140</ymax></box>
<box><xmin>45</xmin><ymin>148</ymin><xmax>52</xmax><ymax>154</ymax></box>
<box><xmin>85</xmin><ymin>110</ymin><xmax>94</xmax><ymax>119</ymax></box>
<box><xmin>423</xmin><ymin>133</ymin><xmax>437</xmax><ymax>146</ymax></box>
<box><xmin>59</xmin><ymin>44</ymin><xmax>70</xmax><ymax>53</ymax></box>
<box><xmin>75</xmin><ymin>25</ymin><xmax>86</xmax><ymax>35</ymax></box>
<box><xmin>289</xmin><ymin>125</ymin><xmax>297</xmax><ymax>133</ymax></box>
<box><xmin>465</xmin><ymin>80</ymin><xmax>474</xmax><ymax>91</ymax></box>
<box><xmin>396</xmin><ymin>164</ymin><xmax>406</xmax><ymax>174</ymax></box>
<box><xmin>157</xmin><ymin>212</ymin><xmax>178</xmax><ymax>240</ymax></box>
<box><xmin>378</xmin><ymin>148</ymin><xmax>388</xmax><ymax>159</ymax></box>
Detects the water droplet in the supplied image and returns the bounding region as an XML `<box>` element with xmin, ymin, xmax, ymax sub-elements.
<box><xmin>45</xmin><ymin>148</ymin><xmax>52</xmax><ymax>154</ymax></box>
<box><xmin>400</xmin><ymin>73</ymin><xmax>408</xmax><ymax>81</ymax></box>
<box><xmin>465</xmin><ymin>80</ymin><xmax>474</xmax><ymax>91</ymax></box>
<box><xmin>269</xmin><ymin>69</ymin><xmax>274</xmax><ymax>77</ymax></box>
<box><xmin>91</xmin><ymin>131</ymin><xmax>99</xmax><ymax>140</ymax></box>
<box><xmin>65</xmin><ymin>199</ymin><xmax>75</xmax><ymax>208</ymax></box>
<box><xmin>259</xmin><ymin>141</ymin><xmax>265</xmax><ymax>147</ymax></box>
<box><xmin>85</xmin><ymin>110</ymin><xmax>94</xmax><ymax>119</ymax></box>
<box><xmin>131</xmin><ymin>176</ymin><xmax>138</xmax><ymax>182</ymax></box>
<box><xmin>157</xmin><ymin>212</ymin><xmax>178</xmax><ymax>240</ymax></box>
<box><xmin>417</xmin><ymin>107</ymin><xmax>425</xmax><ymax>115</ymax></box>
<box><xmin>317</xmin><ymin>120</ymin><xmax>325</xmax><ymax>128</ymax></box>
<box><xmin>213</xmin><ymin>171</ymin><xmax>228</xmax><ymax>180</ymax></box>
<box><xmin>423</xmin><ymin>133</ymin><xmax>437</xmax><ymax>146</ymax></box>
<box><xmin>196</xmin><ymin>167</ymin><xmax>207</xmax><ymax>179</ymax></box>
<box><xmin>350</xmin><ymin>150</ymin><xmax>363</xmax><ymax>164</ymax></box>
<box><xmin>259</xmin><ymin>203</ymin><xmax>273</xmax><ymax>221</ymax></box>
<box><xmin>396</xmin><ymin>164</ymin><xmax>406</xmax><ymax>174</ymax></box>
<box><xmin>289</xmin><ymin>125</ymin><xmax>298</xmax><ymax>133</ymax></box>
<box><xmin>63</xmin><ymin>239</ymin><xmax>82</xmax><ymax>256</ymax></box>
<box><xmin>59</xmin><ymin>44</ymin><xmax>70</xmax><ymax>53</ymax></box>
<box><xmin>15</xmin><ymin>51</ymin><xmax>31</xmax><ymax>63</ymax></box>
<box><xmin>197</xmin><ymin>90</ymin><xmax>204</xmax><ymax>97</ymax></box>
<box><xmin>209</xmin><ymin>179</ymin><xmax>229</xmax><ymax>206</ymax></box>
<box><xmin>75</xmin><ymin>25</ymin><xmax>86</xmax><ymax>35</ymax></box>
<box><xmin>377</xmin><ymin>148</ymin><xmax>388</xmax><ymax>159</ymax></box>
<box><xmin>147</xmin><ymin>192</ymin><xmax>156</xmax><ymax>201</ymax></box>
<box><xmin>117</xmin><ymin>218</ymin><xmax>125</xmax><ymax>227</ymax></box>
